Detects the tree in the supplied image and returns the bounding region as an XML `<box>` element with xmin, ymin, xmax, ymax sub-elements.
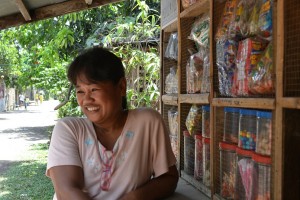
<box><xmin>0</xmin><ymin>0</ymin><xmax>161</xmax><ymax>116</ymax></box>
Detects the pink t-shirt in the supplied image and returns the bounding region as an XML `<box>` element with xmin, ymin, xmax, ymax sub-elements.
<box><xmin>46</xmin><ymin>108</ymin><xmax>176</xmax><ymax>199</ymax></box>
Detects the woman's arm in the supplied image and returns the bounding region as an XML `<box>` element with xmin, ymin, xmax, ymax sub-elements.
<box><xmin>120</xmin><ymin>165</ymin><xmax>179</xmax><ymax>200</ymax></box>
<box><xmin>48</xmin><ymin>165</ymin><xmax>92</xmax><ymax>200</ymax></box>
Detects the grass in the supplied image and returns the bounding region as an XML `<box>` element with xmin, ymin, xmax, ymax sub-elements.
<box><xmin>0</xmin><ymin>143</ymin><xmax>54</xmax><ymax>200</ymax></box>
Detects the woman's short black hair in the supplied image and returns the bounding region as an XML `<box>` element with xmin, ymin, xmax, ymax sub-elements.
<box><xmin>68</xmin><ymin>47</ymin><xmax>127</xmax><ymax>109</ymax></box>
<box><xmin>68</xmin><ymin>47</ymin><xmax>125</xmax><ymax>85</ymax></box>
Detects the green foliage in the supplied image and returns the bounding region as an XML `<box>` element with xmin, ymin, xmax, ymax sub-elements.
<box><xmin>57</xmin><ymin>92</ymin><xmax>84</xmax><ymax>118</ymax></box>
<box><xmin>0</xmin><ymin>0</ymin><xmax>161</xmax><ymax>116</ymax></box>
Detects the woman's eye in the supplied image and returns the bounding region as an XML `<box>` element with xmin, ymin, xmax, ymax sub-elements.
<box><xmin>91</xmin><ymin>88</ymin><xmax>100</xmax><ymax>92</ymax></box>
<box><xmin>76</xmin><ymin>90</ymin><xmax>84</xmax><ymax>94</ymax></box>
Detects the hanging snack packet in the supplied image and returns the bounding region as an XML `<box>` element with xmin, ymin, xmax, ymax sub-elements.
<box><xmin>232</xmin><ymin>38</ymin><xmax>267</xmax><ymax>96</ymax></box>
<box><xmin>215</xmin><ymin>0</ymin><xmax>237</xmax><ymax>41</ymax></box>
<box><xmin>228</xmin><ymin>0</ymin><xmax>256</xmax><ymax>39</ymax></box>
<box><xmin>249</xmin><ymin>43</ymin><xmax>274</xmax><ymax>95</ymax></box>
<box><xmin>165</xmin><ymin>67</ymin><xmax>178</xmax><ymax>94</ymax></box>
<box><xmin>216</xmin><ymin>39</ymin><xmax>238</xmax><ymax>96</ymax></box>
<box><xmin>165</xmin><ymin>32</ymin><xmax>178</xmax><ymax>60</ymax></box>
<box><xmin>249</xmin><ymin>0</ymin><xmax>263</xmax><ymax>37</ymax></box>
<box><xmin>186</xmin><ymin>50</ymin><xmax>205</xmax><ymax>94</ymax></box>
<box><xmin>257</xmin><ymin>0</ymin><xmax>273</xmax><ymax>41</ymax></box>
<box><xmin>189</xmin><ymin>14</ymin><xmax>210</xmax><ymax>49</ymax></box>
<box><xmin>185</xmin><ymin>104</ymin><xmax>202</xmax><ymax>136</ymax></box>
<box><xmin>201</xmin><ymin>50</ymin><xmax>210</xmax><ymax>94</ymax></box>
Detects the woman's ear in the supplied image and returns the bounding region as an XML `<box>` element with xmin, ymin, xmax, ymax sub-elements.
<box><xmin>119</xmin><ymin>77</ymin><xmax>127</xmax><ymax>96</ymax></box>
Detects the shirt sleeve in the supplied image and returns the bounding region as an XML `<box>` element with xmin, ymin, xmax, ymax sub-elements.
<box><xmin>151</xmin><ymin>110</ymin><xmax>177</xmax><ymax>177</ymax></box>
<box><xmin>46</xmin><ymin>118</ymin><xmax>83</xmax><ymax>177</ymax></box>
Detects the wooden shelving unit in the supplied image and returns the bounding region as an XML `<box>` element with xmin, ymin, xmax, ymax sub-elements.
<box><xmin>160</xmin><ymin>0</ymin><xmax>300</xmax><ymax>199</ymax></box>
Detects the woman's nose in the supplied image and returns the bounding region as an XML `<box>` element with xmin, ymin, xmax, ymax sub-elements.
<box><xmin>83</xmin><ymin>92</ymin><xmax>94</xmax><ymax>101</ymax></box>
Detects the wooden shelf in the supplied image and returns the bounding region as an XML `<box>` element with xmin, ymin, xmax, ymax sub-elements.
<box><xmin>280</xmin><ymin>97</ymin><xmax>300</xmax><ymax>109</ymax></box>
<box><xmin>161</xmin><ymin>17</ymin><xmax>178</xmax><ymax>32</ymax></box>
<box><xmin>212</xmin><ymin>98</ymin><xmax>275</xmax><ymax>110</ymax></box>
<box><xmin>162</xmin><ymin>94</ymin><xmax>178</xmax><ymax>105</ymax></box>
<box><xmin>180</xmin><ymin>0</ymin><xmax>209</xmax><ymax>18</ymax></box>
<box><xmin>179</xmin><ymin>93</ymin><xmax>210</xmax><ymax>104</ymax></box>
<box><xmin>181</xmin><ymin>171</ymin><xmax>211</xmax><ymax>198</ymax></box>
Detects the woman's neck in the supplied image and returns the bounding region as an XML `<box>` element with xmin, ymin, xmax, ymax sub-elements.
<box><xmin>94</xmin><ymin>110</ymin><xmax>128</xmax><ymax>150</ymax></box>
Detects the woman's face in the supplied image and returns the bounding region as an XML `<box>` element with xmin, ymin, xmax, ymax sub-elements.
<box><xmin>75</xmin><ymin>75</ymin><xmax>126</xmax><ymax>125</ymax></box>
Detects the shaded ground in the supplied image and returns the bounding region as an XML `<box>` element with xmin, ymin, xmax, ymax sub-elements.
<box><xmin>0</xmin><ymin>100</ymin><xmax>59</xmax><ymax>174</ymax></box>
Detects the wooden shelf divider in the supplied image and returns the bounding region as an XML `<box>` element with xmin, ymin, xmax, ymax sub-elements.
<box><xmin>212</xmin><ymin>98</ymin><xmax>275</xmax><ymax>110</ymax></box>
<box><xmin>180</xmin><ymin>0</ymin><xmax>210</xmax><ymax>18</ymax></box>
<box><xmin>179</xmin><ymin>93</ymin><xmax>210</xmax><ymax>104</ymax></box>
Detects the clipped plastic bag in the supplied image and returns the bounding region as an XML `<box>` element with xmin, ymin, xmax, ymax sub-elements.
<box><xmin>249</xmin><ymin>0</ymin><xmax>263</xmax><ymax>37</ymax></box>
<box><xmin>165</xmin><ymin>32</ymin><xmax>178</xmax><ymax>60</ymax></box>
<box><xmin>232</xmin><ymin>38</ymin><xmax>267</xmax><ymax>96</ymax></box>
<box><xmin>249</xmin><ymin>42</ymin><xmax>274</xmax><ymax>95</ymax></box>
<box><xmin>257</xmin><ymin>0</ymin><xmax>273</xmax><ymax>41</ymax></box>
<box><xmin>228</xmin><ymin>0</ymin><xmax>256</xmax><ymax>39</ymax></box>
<box><xmin>189</xmin><ymin>13</ymin><xmax>210</xmax><ymax>49</ymax></box>
<box><xmin>185</xmin><ymin>104</ymin><xmax>202</xmax><ymax>136</ymax></box>
<box><xmin>165</xmin><ymin>67</ymin><xmax>178</xmax><ymax>94</ymax></box>
<box><xmin>216</xmin><ymin>39</ymin><xmax>238</xmax><ymax>96</ymax></box>
<box><xmin>201</xmin><ymin>50</ymin><xmax>210</xmax><ymax>94</ymax></box>
<box><xmin>168</xmin><ymin>107</ymin><xmax>179</xmax><ymax>136</ymax></box>
<box><xmin>215</xmin><ymin>0</ymin><xmax>237</xmax><ymax>41</ymax></box>
<box><xmin>186</xmin><ymin>50</ymin><xmax>205</xmax><ymax>93</ymax></box>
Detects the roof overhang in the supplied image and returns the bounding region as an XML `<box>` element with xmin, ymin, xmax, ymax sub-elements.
<box><xmin>0</xmin><ymin>0</ymin><xmax>122</xmax><ymax>31</ymax></box>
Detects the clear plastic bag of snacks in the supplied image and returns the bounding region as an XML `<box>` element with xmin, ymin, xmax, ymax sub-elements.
<box><xmin>189</xmin><ymin>14</ymin><xmax>210</xmax><ymax>49</ymax></box>
<box><xmin>215</xmin><ymin>0</ymin><xmax>237</xmax><ymax>41</ymax></box>
<box><xmin>168</xmin><ymin>107</ymin><xmax>179</xmax><ymax>136</ymax></box>
<box><xmin>186</xmin><ymin>50</ymin><xmax>204</xmax><ymax>93</ymax></box>
<box><xmin>165</xmin><ymin>32</ymin><xmax>178</xmax><ymax>60</ymax></box>
<box><xmin>216</xmin><ymin>39</ymin><xmax>238</xmax><ymax>96</ymax></box>
<box><xmin>257</xmin><ymin>0</ymin><xmax>273</xmax><ymax>41</ymax></box>
<box><xmin>249</xmin><ymin>43</ymin><xmax>274</xmax><ymax>95</ymax></box>
<box><xmin>185</xmin><ymin>104</ymin><xmax>202</xmax><ymax>136</ymax></box>
<box><xmin>165</xmin><ymin>67</ymin><xmax>178</xmax><ymax>94</ymax></box>
<box><xmin>228</xmin><ymin>0</ymin><xmax>256</xmax><ymax>39</ymax></box>
<box><xmin>232</xmin><ymin>38</ymin><xmax>267</xmax><ymax>96</ymax></box>
<box><xmin>249</xmin><ymin>0</ymin><xmax>263</xmax><ymax>37</ymax></box>
<box><xmin>201</xmin><ymin>50</ymin><xmax>210</xmax><ymax>93</ymax></box>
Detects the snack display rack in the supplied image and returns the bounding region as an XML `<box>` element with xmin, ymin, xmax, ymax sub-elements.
<box><xmin>160</xmin><ymin>0</ymin><xmax>300</xmax><ymax>199</ymax></box>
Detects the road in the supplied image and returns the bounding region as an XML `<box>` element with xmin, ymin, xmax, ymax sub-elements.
<box><xmin>0</xmin><ymin>100</ymin><xmax>59</xmax><ymax>173</ymax></box>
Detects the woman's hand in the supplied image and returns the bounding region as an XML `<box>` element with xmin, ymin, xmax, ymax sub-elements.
<box><xmin>119</xmin><ymin>165</ymin><xmax>178</xmax><ymax>200</ymax></box>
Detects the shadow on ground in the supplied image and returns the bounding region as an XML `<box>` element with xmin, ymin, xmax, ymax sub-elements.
<box><xmin>0</xmin><ymin>126</ymin><xmax>54</xmax><ymax>142</ymax></box>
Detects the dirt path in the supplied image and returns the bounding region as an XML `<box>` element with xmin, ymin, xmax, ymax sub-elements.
<box><xmin>0</xmin><ymin>100</ymin><xmax>59</xmax><ymax>174</ymax></box>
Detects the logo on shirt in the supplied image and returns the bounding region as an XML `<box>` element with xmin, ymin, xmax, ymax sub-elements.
<box><xmin>125</xmin><ymin>131</ymin><xmax>134</xmax><ymax>139</ymax></box>
<box><xmin>85</xmin><ymin>138</ymin><xmax>94</xmax><ymax>146</ymax></box>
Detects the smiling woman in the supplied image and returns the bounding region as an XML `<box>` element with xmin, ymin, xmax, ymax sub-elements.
<box><xmin>46</xmin><ymin>47</ymin><xmax>179</xmax><ymax>200</ymax></box>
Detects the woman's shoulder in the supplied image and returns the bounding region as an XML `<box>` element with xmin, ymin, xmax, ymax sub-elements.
<box><xmin>130</xmin><ymin>108</ymin><xmax>162</xmax><ymax>121</ymax></box>
<box><xmin>56</xmin><ymin>116</ymin><xmax>90</xmax><ymax>127</ymax></box>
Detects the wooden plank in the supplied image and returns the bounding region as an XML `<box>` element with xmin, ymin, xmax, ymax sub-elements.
<box><xmin>180</xmin><ymin>0</ymin><xmax>209</xmax><ymax>18</ymax></box>
<box><xmin>281</xmin><ymin>98</ymin><xmax>300</xmax><ymax>109</ymax></box>
<box><xmin>209</xmin><ymin>0</ymin><xmax>215</xmax><ymax>197</ymax></box>
<box><xmin>14</xmin><ymin>0</ymin><xmax>31</xmax><ymax>21</ymax></box>
<box><xmin>274</xmin><ymin>0</ymin><xmax>284</xmax><ymax>198</ymax></box>
<box><xmin>212</xmin><ymin>98</ymin><xmax>275</xmax><ymax>110</ymax></box>
<box><xmin>0</xmin><ymin>0</ymin><xmax>122</xmax><ymax>30</ymax></box>
<box><xmin>162</xmin><ymin>94</ymin><xmax>178</xmax><ymax>105</ymax></box>
<box><xmin>176</xmin><ymin>0</ymin><xmax>182</xmax><ymax>175</ymax></box>
<box><xmin>161</xmin><ymin>0</ymin><xmax>178</xmax><ymax>28</ymax></box>
<box><xmin>179</xmin><ymin>93</ymin><xmax>210</xmax><ymax>104</ymax></box>
<box><xmin>161</xmin><ymin>18</ymin><xmax>178</xmax><ymax>33</ymax></box>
